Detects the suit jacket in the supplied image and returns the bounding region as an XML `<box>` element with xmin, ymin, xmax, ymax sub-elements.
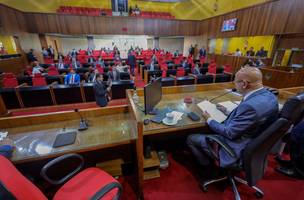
<box><xmin>208</xmin><ymin>88</ymin><xmax>278</xmax><ymax>167</ymax></box>
<box><xmin>128</xmin><ymin>54</ymin><xmax>136</xmax><ymax>67</ymax></box>
<box><xmin>108</xmin><ymin>69</ymin><xmax>120</xmax><ymax>81</ymax></box>
<box><xmin>94</xmin><ymin>81</ymin><xmax>108</xmax><ymax>107</ymax></box>
<box><xmin>64</xmin><ymin>73</ymin><xmax>80</xmax><ymax>85</ymax></box>
<box><xmin>192</xmin><ymin>67</ymin><xmax>201</xmax><ymax>75</ymax></box>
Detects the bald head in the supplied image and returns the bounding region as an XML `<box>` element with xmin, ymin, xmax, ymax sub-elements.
<box><xmin>234</xmin><ymin>67</ymin><xmax>263</xmax><ymax>94</ymax></box>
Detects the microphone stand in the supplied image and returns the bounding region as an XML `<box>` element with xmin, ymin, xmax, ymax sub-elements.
<box><xmin>209</xmin><ymin>89</ymin><xmax>237</xmax><ymax>103</ymax></box>
<box><xmin>75</xmin><ymin>109</ymin><xmax>88</xmax><ymax>131</ymax></box>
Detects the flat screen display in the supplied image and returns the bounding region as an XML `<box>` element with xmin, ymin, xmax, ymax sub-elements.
<box><xmin>144</xmin><ymin>78</ymin><xmax>162</xmax><ymax>115</ymax></box>
<box><xmin>222</xmin><ymin>18</ymin><xmax>238</xmax><ymax>32</ymax></box>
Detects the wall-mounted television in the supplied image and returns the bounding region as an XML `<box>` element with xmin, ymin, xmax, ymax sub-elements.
<box><xmin>222</xmin><ymin>18</ymin><xmax>238</xmax><ymax>32</ymax></box>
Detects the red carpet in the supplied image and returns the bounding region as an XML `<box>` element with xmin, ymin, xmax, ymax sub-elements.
<box><xmin>120</xmin><ymin>154</ymin><xmax>304</xmax><ymax>200</ymax></box>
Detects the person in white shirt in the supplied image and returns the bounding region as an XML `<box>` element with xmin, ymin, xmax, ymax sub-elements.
<box><xmin>32</xmin><ymin>61</ymin><xmax>44</xmax><ymax>75</ymax></box>
<box><xmin>234</xmin><ymin>48</ymin><xmax>242</xmax><ymax>56</ymax></box>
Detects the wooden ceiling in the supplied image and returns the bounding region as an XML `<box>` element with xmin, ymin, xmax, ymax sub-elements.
<box><xmin>0</xmin><ymin>0</ymin><xmax>273</xmax><ymax>20</ymax></box>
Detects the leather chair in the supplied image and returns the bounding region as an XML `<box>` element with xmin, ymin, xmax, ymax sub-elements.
<box><xmin>45</xmin><ymin>76</ymin><xmax>62</xmax><ymax>85</ymax></box>
<box><xmin>52</xmin><ymin>84</ymin><xmax>83</xmax><ymax>104</ymax></box>
<box><xmin>111</xmin><ymin>80</ymin><xmax>134</xmax><ymax>99</ymax></box>
<box><xmin>214</xmin><ymin>73</ymin><xmax>232</xmax><ymax>83</ymax></box>
<box><xmin>48</xmin><ymin>66</ymin><xmax>59</xmax><ymax>76</ymax></box>
<box><xmin>196</xmin><ymin>74</ymin><xmax>214</xmax><ymax>84</ymax></box>
<box><xmin>176</xmin><ymin>76</ymin><xmax>195</xmax><ymax>86</ymax></box>
<box><xmin>19</xmin><ymin>86</ymin><xmax>54</xmax><ymax>107</ymax></box>
<box><xmin>161</xmin><ymin>77</ymin><xmax>175</xmax><ymax>86</ymax></box>
<box><xmin>0</xmin><ymin>88</ymin><xmax>21</xmax><ymax>109</ymax></box>
<box><xmin>200</xmin><ymin>67</ymin><xmax>209</xmax><ymax>75</ymax></box>
<box><xmin>17</xmin><ymin>76</ymin><xmax>32</xmax><ymax>86</ymax></box>
<box><xmin>82</xmin><ymin>83</ymin><xmax>96</xmax><ymax>102</ymax></box>
<box><xmin>0</xmin><ymin>154</ymin><xmax>122</xmax><ymax>200</ymax></box>
<box><xmin>200</xmin><ymin>93</ymin><xmax>304</xmax><ymax>200</ymax></box>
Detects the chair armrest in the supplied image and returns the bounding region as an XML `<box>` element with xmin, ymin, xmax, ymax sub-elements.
<box><xmin>205</xmin><ymin>135</ymin><xmax>237</xmax><ymax>160</ymax></box>
<box><xmin>90</xmin><ymin>182</ymin><xmax>122</xmax><ymax>200</ymax></box>
<box><xmin>188</xmin><ymin>73</ymin><xmax>197</xmax><ymax>78</ymax></box>
<box><xmin>50</xmin><ymin>81</ymin><xmax>58</xmax><ymax>85</ymax></box>
<box><xmin>15</xmin><ymin>83</ymin><xmax>28</xmax><ymax>88</ymax></box>
<box><xmin>40</xmin><ymin>153</ymin><xmax>84</xmax><ymax>185</ymax></box>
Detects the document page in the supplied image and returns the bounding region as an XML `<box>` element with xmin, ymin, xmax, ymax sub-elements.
<box><xmin>218</xmin><ymin>101</ymin><xmax>238</xmax><ymax>113</ymax></box>
<box><xmin>197</xmin><ymin>100</ymin><xmax>227</xmax><ymax>123</ymax></box>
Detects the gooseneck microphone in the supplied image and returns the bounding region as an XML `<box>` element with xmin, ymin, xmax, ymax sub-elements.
<box><xmin>74</xmin><ymin>109</ymin><xmax>88</xmax><ymax>131</ymax></box>
<box><xmin>209</xmin><ymin>88</ymin><xmax>237</xmax><ymax>103</ymax></box>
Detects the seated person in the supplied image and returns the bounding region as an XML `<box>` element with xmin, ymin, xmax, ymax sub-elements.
<box><xmin>108</xmin><ymin>66</ymin><xmax>120</xmax><ymax>81</ymax></box>
<box><xmin>275</xmin><ymin>120</ymin><xmax>304</xmax><ymax>179</ymax></box>
<box><xmin>0</xmin><ymin>138</ymin><xmax>14</xmax><ymax>159</ymax></box>
<box><xmin>56</xmin><ymin>60</ymin><xmax>66</xmax><ymax>69</ymax></box>
<box><xmin>181</xmin><ymin>58</ymin><xmax>189</xmax><ymax>68</ymax></box>
<box><xmin>246</xmin><ymin>47</ymin><xmax>255</xmax><ymax>57</ymax></box>
<box><xmin>255</xmin><ymin>47</ymin><xmax>267</xmax><ymax>57</ymax></box>
<box><xmin>96</xmin><ymin>56</ymin><xmax>105</xmax><ymax>67</ymax></box>
<box><xmin>255</xmin><ymin>58</ymin><xmax>265</xmax><ymax>67</ymax></box>
<box><xmin>32</xmin><ymin>61</ymin><xmax>44</xmax><ymax>75</ymax></box>
<box><xmin>64</xmin><ymin>69</ymin><xmax>80</xmax><ymax>85</ymax></box>
<box><xmin>192</xmin><ymin>63</ymin><xmax>201</xmax><ymax>75</ymax></box>
<box><xmin>234</xmin><ymin>48</ymin><xmax>242</xmax><ymax>56</ymax></box>
<box><xmin>87</xmin><ymin>56</ymin><xmax>95</xmax><ymax>64</ymax></box>
<box><xmin>58</xmin><ymin>52</ymin><xmax>64</xmax><ymax>63</ymax></box>
<box><xmin>134</xmin><ymin>5</ymin><xmax>140</xmax><ymax>15</ymax></box>
<box><xmin>42</xmin><ymin>47</ymin><xmax>49</xmax><ymax>58</ymax></box>
<box><xmin>88</xmin><ymin>69</ymin><xmax>99</xmax><ymax>83</ymax></box>
<box><xmin>174</xmin><ymin>50</ymin><xmax>179</xmax><ymax>57</ymax></box>
<box><xmin>70</xmin><ymin>58</ymin><xmax>81</xmax><ymax>69</ymax></box>
<box><xmin>149</xmin><ymin>60</ymin><xmax>155</xmax><ymax>71</ymax></box>
<box><xmin>187</xmin><ymin>67</ymin><xmax>278</xmax><ymax>171</ymax></box>
<box><xmin>94</xmin><ymin>73</ymin><xmax>112</xmax><ymax>107</ymax></box>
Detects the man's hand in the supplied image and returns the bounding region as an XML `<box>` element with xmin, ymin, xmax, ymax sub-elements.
<box><xmin>216</xmin><ymin>104</ymin><xmax>227</xmax><ymax>114</ymax></box>
<box><xmin>201</xmin><ymin>111</ymin><xmax>211</xmax><ymax>120</ymax></box>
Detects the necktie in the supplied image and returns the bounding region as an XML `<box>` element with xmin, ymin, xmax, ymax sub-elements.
<box><xmin>70</xmin><ymin>74</ymin><xmax>74</xmax><ymax>84</ymax></box>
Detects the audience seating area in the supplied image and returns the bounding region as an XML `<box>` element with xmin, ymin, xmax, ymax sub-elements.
<box><xmin>0</xmin><ymin>81</ymin><xmax>134</xmax><ymax>109</ymax></box>
<box><xmin>57</xmin><ymin>6</ymin><xmax>112</xmax><ymax>16</ymax></box>
<box><xmin>56</xmin><ymin>6</ymin><xmax>174</xmax><ymax>19</ymax></box>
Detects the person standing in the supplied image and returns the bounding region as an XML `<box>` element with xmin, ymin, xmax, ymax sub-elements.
<box><xmin>128</xmin><ymin>52</ymin><xmax>136</xmax><ymax>76</ymax></box>
<box><xmin>94</xmin><ymin>74</ymin><xmax>111</xmax><ymax>107</ymax></box>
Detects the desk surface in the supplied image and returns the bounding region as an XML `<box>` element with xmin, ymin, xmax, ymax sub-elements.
<box><xmin>7</xmin><ymin>113</ymin><xmax>137</xmax><ymax>163</ymax></box>
<box><xmin>136</xmin><ymin>89</ymin><xmax>242</xmax><ymax>135</ymax></box>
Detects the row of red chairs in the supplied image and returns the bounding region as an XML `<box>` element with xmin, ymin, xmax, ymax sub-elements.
<box><xmin>57</xmin><ymin>6</ymin><xmax>112</xmax><ymax>16</ymax></box>
<box><xmin>139</xmin><ymin>11</ymin><xmax>175</xmax><ymax>19</ymax></box>
<box><xmin>3</xmin><ymin>73</ymin><xmax>48</xmax><ymax>87</ymax></box>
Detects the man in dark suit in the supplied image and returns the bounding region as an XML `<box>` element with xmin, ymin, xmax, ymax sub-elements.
<box><xmin>246</xmin><ymin>47</ymin><xmax>255</xmax><ymax>57</ymax></box>
<box><xmin>255</xmin><ymin>47</ymin><xmax>267</xmax><ymax>57</ymax></box>
<box><xmin>94</xmin><ymin>74</ymin><xmax>111</xmax><ymax>107</ymax></box>
<box><xmin>127</xmin><ymin>52</ymin><xmax>136</xmax><ymax>76</ymax></box>
<box><xmin>187</xmin><ymin>67</ymin><xmax>278</xmax><ymax>168</ymax></box>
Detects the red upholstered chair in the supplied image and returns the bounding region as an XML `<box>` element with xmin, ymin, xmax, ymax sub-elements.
<box><xmin>0</xmin><ymin>154</ymin><xmax>122</xmax><ymax>200</ymax></box>
<box><xmin>2</xmin><ymin>73</ymin><xmax>18</xmax><ymax>88</ymax></box>
<box><xmin>32</xmin><ymin>73</ymin><xmax>47</xmax><ymax>86</ymax></box>
<box><xmin>208</xmin><ymin>63</ymin><xmax>217</xmax><ymax>74</ymax></box>
<box><xmin>48</xmin><ymin>66</ymin><xmax>59</xmax><ymax>76</ymax></box>
<box><xmin>162</xmin><ymin>70</ymin><xmax>167</xmax><ymax>78</ymax></box>
<box><xmin>176</xmin><ymin>68</ymin><xmax>185</xmax><ymax>77</ymax></box>
<box><xmin>223</xmin><ymin>64</ymin><xmax>233</xmax><ymax>73</ymax></box>
<box><xmin>96</xmin><ymin>66</ymin><xmax>104</xmax><ymax>74</ymax></box>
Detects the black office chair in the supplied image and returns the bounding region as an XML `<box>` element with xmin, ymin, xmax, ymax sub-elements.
<box><xmin>201</xmin><ymin>93</ymin><xmax>304</xmax><ymax>200</ymax></box>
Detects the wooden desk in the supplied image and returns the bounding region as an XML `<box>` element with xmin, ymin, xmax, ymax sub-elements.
<box><xmin>0</xmin><ymin>106</ymin><xmax>137</xmax><ymax>164</ymax></box>
<box><xmin>126</xmin><ymin>82</ymin><xmax>290</xmax><ymax>199</ymax></box>
<box><xmin>260</xmin><ymin>67</ymin><xmax>304</xmax><ymax>89</ymax></box>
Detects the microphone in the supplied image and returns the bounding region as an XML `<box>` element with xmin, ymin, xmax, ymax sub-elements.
<box><xmin>209</xmin><ymin>88</ymin><xmax>237</xmax><ymax>103</ymax></box>
<box><xmin>74</xmin><ymin>109</ymin><xmax>88</xmax><ymax>131</ymax></box>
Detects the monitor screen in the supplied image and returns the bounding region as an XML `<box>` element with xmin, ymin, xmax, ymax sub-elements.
<box><xmin>222</xmin><ymin>18</ymin><xmax>238</xmax><ymax>32</ymax></box>
<box><xmin>144</xmin><ymin>78</ymin><xmax>162</xmax><ymax>115</ymax></box>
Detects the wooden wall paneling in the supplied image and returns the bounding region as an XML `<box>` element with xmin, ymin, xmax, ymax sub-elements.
<box><xmin>46</xmin><ymin>14</ymin><xmax>59</xmax><ymax>33</ymax></box>
<box><xmin>285</xmin><ymin>0</ymin><xmax>304</xmax><ymax>34</ymax></box>
<box><xmin>278</xmin><ymin>34</ymin><xmax>304</xmax><ymax>49</ymax></box>
<box><xmin>79</xmin><ymin>16</ymin><xmax>89</xmax><ymax>35</ymax></box>
<box><xmin>0</xmin><ymin>5</ymin><xmax>22</xmax><ymax>34</ymax></box>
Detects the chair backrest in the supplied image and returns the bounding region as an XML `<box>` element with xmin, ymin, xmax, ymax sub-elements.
<box><xmin>0</xmin><ymin>155</ymin><xmax>47</xmax><ymax>200</ymax></box>
<box><xmin>32</xmin><ymin>73</ymin><xmax>47</xmax><ymax>86</ymax></box>
<box><xmin>48</xmin><ymin>66</ymin><xmax>59</xmax><ymax>76</ymax></box>
<box><xmin>3</xmin><ymin>73</ymin><xmax>18</xmax><ymax>88</ymax></box>
<box><xmin>243</xmin><ymin>92</ymin><xmax>304</xmax><ymax>186</ymax></box>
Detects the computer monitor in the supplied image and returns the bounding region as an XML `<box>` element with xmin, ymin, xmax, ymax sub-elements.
<box><xmin>144</xmin><ymin>77</ymin><xmax>162</xmax><ymax>115</ymax></box>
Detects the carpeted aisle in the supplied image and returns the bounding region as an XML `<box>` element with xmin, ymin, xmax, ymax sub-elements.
<box><xmin>121</xmin><ymin>154</ymin><xmax>304</xmax><ymax>200</ymax></box>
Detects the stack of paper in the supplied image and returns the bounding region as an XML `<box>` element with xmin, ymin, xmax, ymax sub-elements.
<box><xmin>197</xmin><ymin>100</ymin><xmax>227</xmax><ymax>123</ymax></box>
<box><xmin>218</xmin><ymin>101</ymin><xmax>239</xmax><ymax>113</ymax></box>
<box><xmin>0</xmin><ymin>131</ymin><xmax>8</xmax><ymax>141</ymax></box>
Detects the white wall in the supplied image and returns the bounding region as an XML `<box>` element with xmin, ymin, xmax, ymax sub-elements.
<box><xmin>159</xmin><ymin>37</ymin><xmax>184</xmax><ymax>53</ymax></box>
<box><xmin>60</xmin><ymin>37</ymin><xmax>88</xmax><ymax>55</ymax></box>
<box><xmin>183</xmin><ymin>35</ymin><xmax>208</xmax><ymax>56</ymax></box>
<box><xmin>18</xmin><ymin>33</ymin><xmax>43</xmax><ymax>62</ymax></box>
